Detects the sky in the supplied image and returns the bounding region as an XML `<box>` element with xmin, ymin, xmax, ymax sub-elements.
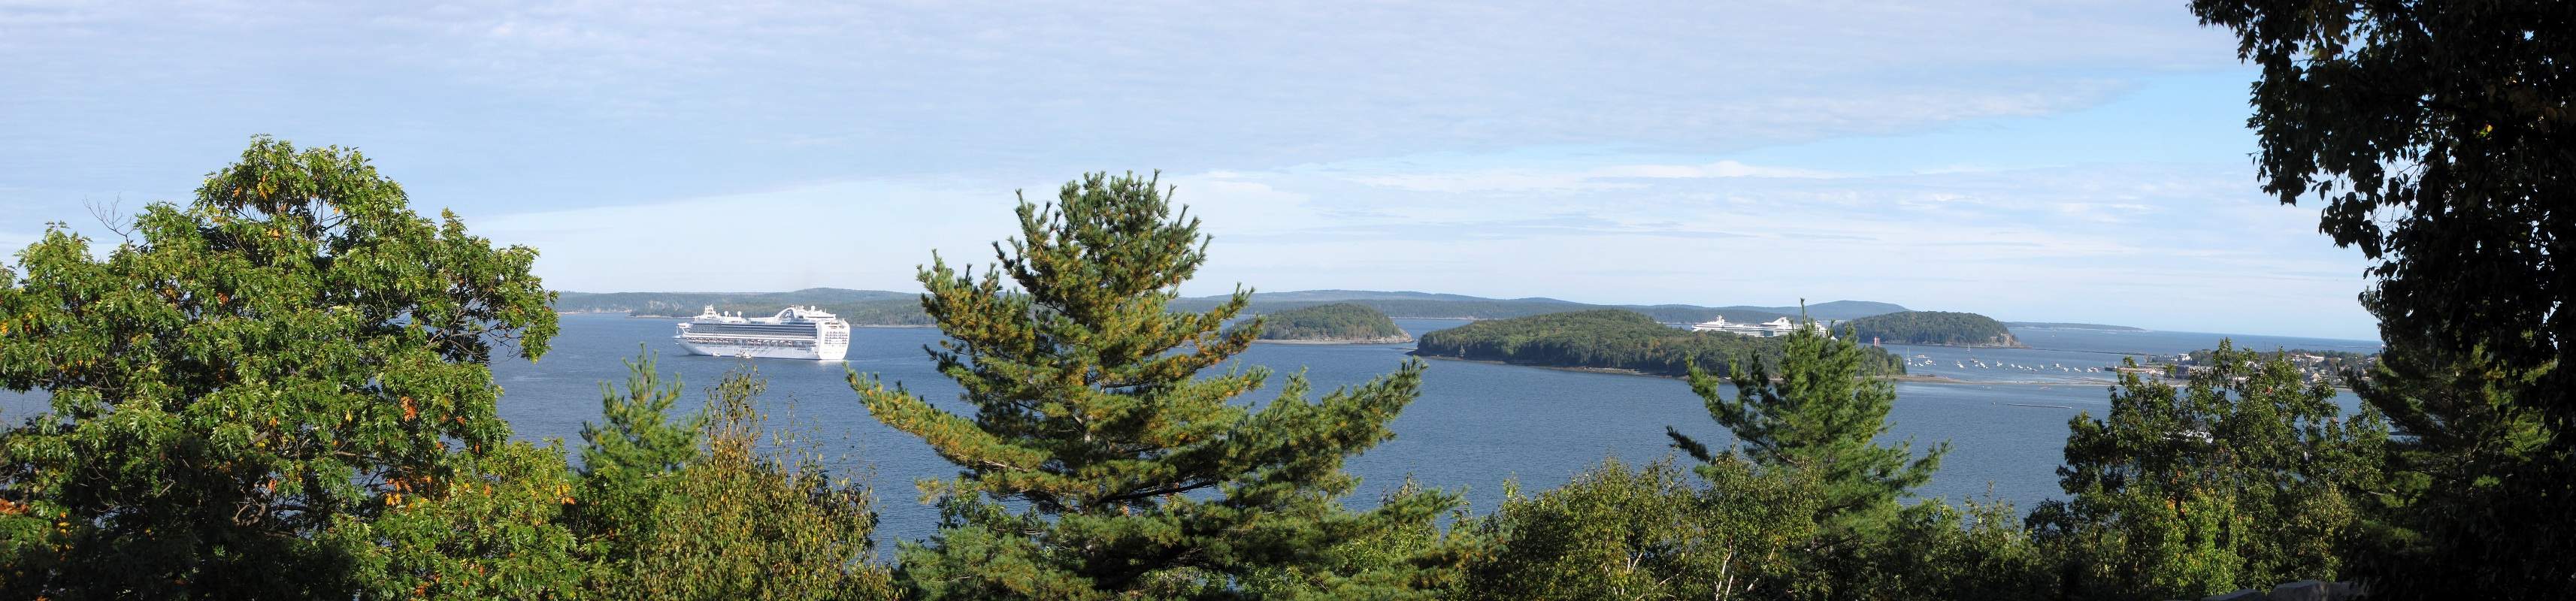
<box><xmin>0</xmin><ymin>1</ymin><xmax>2381</xmax><ymax>340</ymax></box>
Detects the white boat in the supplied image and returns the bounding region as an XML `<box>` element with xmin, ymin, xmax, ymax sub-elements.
<box><xmin>674</xmin><ymin>305</ymin><xmax>851</xmax><ymax>361</ymax></box>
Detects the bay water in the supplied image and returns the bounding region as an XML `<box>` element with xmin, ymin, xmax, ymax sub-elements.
<box><xmin>0</xmin><ymin>314</ymin><xmax>2378</xmax><ymax>551</ymax></box>
<box><xmin>484</xmin><ymin>316</ymin><xmax>2377</xmax><ymax>548</ymax></box>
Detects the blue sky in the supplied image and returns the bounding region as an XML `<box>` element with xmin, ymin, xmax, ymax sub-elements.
<box><xmin>0</xmin><ymin>1</ymin><xmax>2380</xmax><ymax>339</ymax></box>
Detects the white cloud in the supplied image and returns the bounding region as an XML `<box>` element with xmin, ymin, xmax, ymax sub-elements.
<box><xmin>473</xmin><ymin>178</ymin><xmax>1027</xmax><ymax>293</ymax></box>
<box><xmin>1348</xmin><ymin>161</ymin><xmax>1842</xmax><ymax>193</ymax></box>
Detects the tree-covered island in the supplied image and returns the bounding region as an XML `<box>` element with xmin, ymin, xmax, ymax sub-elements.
<box><xmin>1412</xmin><ymin>310</ymin><xmax>1907</xmax><ymax>378</ymax></box>
<box><xmin>1254</xmin><ymin>303</ymin><xmax>1412</xmax><ymax>343</ymax></box>
<box><xmin>1845</xmin><ymin>310</ymin><xmax>2021</xmax><ymax>347</ymax></box>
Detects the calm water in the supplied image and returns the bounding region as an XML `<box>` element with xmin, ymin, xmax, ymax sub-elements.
<box><xmin>0</xmin><ymin>315</ymin><xmax>2378</xmax><ymax>551</ymax></box>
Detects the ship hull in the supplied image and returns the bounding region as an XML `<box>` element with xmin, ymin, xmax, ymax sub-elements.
<box><xmin>676</xmin><ymin>337</ymin><xmax>850</xmax><ymax>361</ymax></box>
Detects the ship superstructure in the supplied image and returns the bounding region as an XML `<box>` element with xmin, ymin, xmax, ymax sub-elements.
<box><xmin>1688</xmin><ymin>316</ymin><xmax>1831</xmax><ymax>337</ymax></box>
<box><xmin>674</xmin><ymin>305</ymin><xmax>852</xmax><ymax>361</ymax></box>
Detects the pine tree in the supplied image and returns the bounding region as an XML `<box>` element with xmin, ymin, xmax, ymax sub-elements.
<box><xmin>1667</xmin><ymin>315</ymin><xmax>1946</xmax><ymax>535</ymax></box>
<box><xmin>849</xmin><ymin>172</ymin><xmax>1455</xmax><ymax>599</ymax></box>
<box><xmin>569</xmin><ymin>352</ymin><xmax>704</xmax><ymax>565</ymax></box>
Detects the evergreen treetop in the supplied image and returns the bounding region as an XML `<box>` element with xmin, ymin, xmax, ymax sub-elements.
<box><xmin>849</xmin><ymin>172</ymin><xmax>1454</xmax><ymax>599</ymax></box>
<box><xmin>1669</xmin><ymin>316</ymin><xmax>1947</xmax><ymax>534</ymax></box>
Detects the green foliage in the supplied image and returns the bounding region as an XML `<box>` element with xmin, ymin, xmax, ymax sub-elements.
<box><xmin>321</xmin><ymin>442</ymin><xmax>590</xmax><ymax>599</ymax></box>
<box><xmin>1669</xmin><ymin>318</ymin><xmax>1947</xmax><ymax>536</ymax></box>
<box><xmin>1842</xmin><ymin>311</ymin><xmax>2016</xmax><ymax>346</ymax></box>
<box><xmin>2190</xmin><ymin>0</ymin><xmax>2576</xmax><ymax>593</ymax></box>
<box><xmin>1238</xmin><ymin>479</ymin><xmax>1478</xmax><ymax>600</ymax></box>
<box><xmin>2335</xmin><ymin>336</ymin><xmax>2556</xmax><ymax>594</ymax></box>
<box><xmin>1258</xmin><ymin>303</ymin><xmax>1409</xmax><ymax>341</ymax></box>
<box><xmin>848</xmin><ymin>172</ymin><xmax>1459</xmax><ymax>599</ymax></box>
<box><xmin>2028</xmin><ymin>343</ymin><xmax>2387</xmax><ymax>600</ymax></box>
<box><xmin>1413</xmin><ymin>310</ymin><xmax>1906</xmax><ymax>378</ymax></box>
<box><xmin>1462</xmin><ymin>459</ymin><xmax>2047</xmax><ymax>601</ymax></box>
<box><xmin>1829</xmin><ymin>496</ymin><xmax>2051</xmax><ymax>601</ymax></box>
<box><xmin>0</xmin><ymin>136</ymin><xmax>557</xmax><ymax>598</ymax></box>
<box><xmin>568</xmin><ymin>352</ymin><xmax>704</xmax><ymax>566</ymax></box>
<box><xmin>1463</xmin><ymin>457</ymin><xmax>1825</xmax><ymax>600</ymax></box>
<box><xmin>606</xmin><ymin>366</ymin><xmax>898</xmax><ymax>600</ymax></box>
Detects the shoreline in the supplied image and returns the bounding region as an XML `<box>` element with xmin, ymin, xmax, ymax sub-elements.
<box><xmin>1414</xmin><ymin>355</ymin><xmax>2114</xmax><ymax>388</ymax></box>
<box><xmin>1254</xmin><ymin>337</ymin><xmax>1414</xmax><ymax>346</ymax></box>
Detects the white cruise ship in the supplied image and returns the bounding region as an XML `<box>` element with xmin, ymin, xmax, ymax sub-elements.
<box><xmin>674</xmin><ymin>305</ymin><xmax>852</xmax><ymax>361</ymax></box>
<box><xmin>1688</xmin><ymin>316</ymin><xmax>1830</xmax><ymax>337</ymax></box>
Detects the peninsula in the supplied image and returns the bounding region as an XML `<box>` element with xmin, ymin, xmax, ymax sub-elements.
<box><xmin>1845</xmin><ymin>311</ymin><xmax>2022</xmax><ymax>347</ymax></box>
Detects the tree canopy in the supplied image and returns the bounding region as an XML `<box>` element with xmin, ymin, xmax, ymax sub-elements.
<box><xmin>847</xmin><ymin>173</ymin><xmax>1461</xmax><ymax>599</ymax></box>
<box><xmin>0</xmin><ymin>137</ymin><xmax>558</xmax><ymax>597</ymax></box>
<box><xmin>2190</xmin><ymin>0</ymin><xmax>2576</xmax><ymax>593</ymax></box>
<box><xmin>2030</xmin><ymin>343</ymin><xmax>2387</xmax><ymax>599</ymax></box>
<box><xmin>1669</xmin><ymin>316</ymin><xmax>1946</xmax><ymax>536</ymax></box>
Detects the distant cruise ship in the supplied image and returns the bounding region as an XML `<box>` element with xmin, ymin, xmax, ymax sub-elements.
<box><xmin>674</xmin><ymin>305</ymin><xmax>852</xmax><ymax>361</ymax></box>
<box><xmin>1688</xmin><ymin>316</ymin><xmax>1830</xmax><ymax>337</ymax></box>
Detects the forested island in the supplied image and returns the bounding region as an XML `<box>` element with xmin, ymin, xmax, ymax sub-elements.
<box><xmin>1846</xmin><ymin>311</ymin><xmax>2021</xmax><ymax>346</ymax></box>
<box><xmin>1255</xmin><ymin>303</ymin><xmax>1412</xmax><ymax>343</ymax></box>
<box><xmin>1412</xmin><ymin>310</ymin><xmax>1907</xmax><ymax>377</ymax></box>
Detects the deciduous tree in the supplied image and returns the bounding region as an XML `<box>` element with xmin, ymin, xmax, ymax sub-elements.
<box><xmin>2029</xmin><ymin>343</ymin><xmax>2387</xmax><ymax>600</ymax></box>
<box><xmin>0</xmin><ymin>136</ymin><xmax>556</xmax><ymax>598</ymax></box>
<box><xmin>2190</xmin><ymin>1</ymin><xmax>2576</xmax><ymax>593</ymax></box>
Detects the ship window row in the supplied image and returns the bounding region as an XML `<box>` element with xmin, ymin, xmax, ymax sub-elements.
<box><xmin>683</xmin><ymin>338</ymin><xmax>819</xmax><ymax>348</ymax></box>
<box><xmin>683</xmin><ymin>328</ymin><xmax>824</xmax><ymax>336</ymax></box>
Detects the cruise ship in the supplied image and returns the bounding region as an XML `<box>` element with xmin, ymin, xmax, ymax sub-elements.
<box><xmin>1688</xmin><ymin>316</ymin><xmax>1831</xmax><ymax>337</ymax></box>
<box><xmin>674</xmin><ymin>305</ymin><xmax>852</xmax><ymax>361</ymax></box>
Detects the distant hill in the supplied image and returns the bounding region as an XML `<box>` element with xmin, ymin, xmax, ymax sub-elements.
<box><xmin>1720</xmin><ymin>300</ymin><xmax>1911</xmax><ymax>322</ymax></box>
<box><xmin>555</xmin><ymin>288</ymin><xmax>1920</xmax><ymax>328</ymax></box>
<box><xmin>2005</xmin><ymin>322</ymin><xmax>2147</xmax><ymax>331</ymax></box>
<box><xmin>553</xmin><ymin>288</ymin><xmax>931</xmax><ymax>325</ymax></box>
<box><xmin>1240</xmin><ymin>289</ymin><xmax>1533</xmax><ymax>303</ymax></box>
<box><xmin>1257</xmin><ymin>303</ymin><xmax>1411</xmax><ymax>343</ymax></box>
<box><xmin>1847</xmin><ymin>311</ymin><xmax>2021</xmax><ymax>347</ymax></box>
<box><xmin>554</xmin><ymin>288</ymin><xmax>916</xmax><ymax>313</ymax></box>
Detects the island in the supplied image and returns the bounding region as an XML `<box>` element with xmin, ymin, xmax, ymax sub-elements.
<box><xmin>1255</xmin><ymin>303</ymin><xmax>1414</xmax><ymax>343</ymax></box>
<box><xmin>1410</xmin><ymin>310</ymin><xmax>1906</xmax><ymax>378</ymax></box>
<box><xmin>1841</xmin><ymin>310</ymin><xmax>2021</xmax><ymax>347</ymax></box>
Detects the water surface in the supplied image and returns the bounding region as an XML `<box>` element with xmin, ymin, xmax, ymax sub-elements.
<box><xmin>0</xmin><ymin>315</ymin><xmax>2378</xmax><ymax>551</ymax></box>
